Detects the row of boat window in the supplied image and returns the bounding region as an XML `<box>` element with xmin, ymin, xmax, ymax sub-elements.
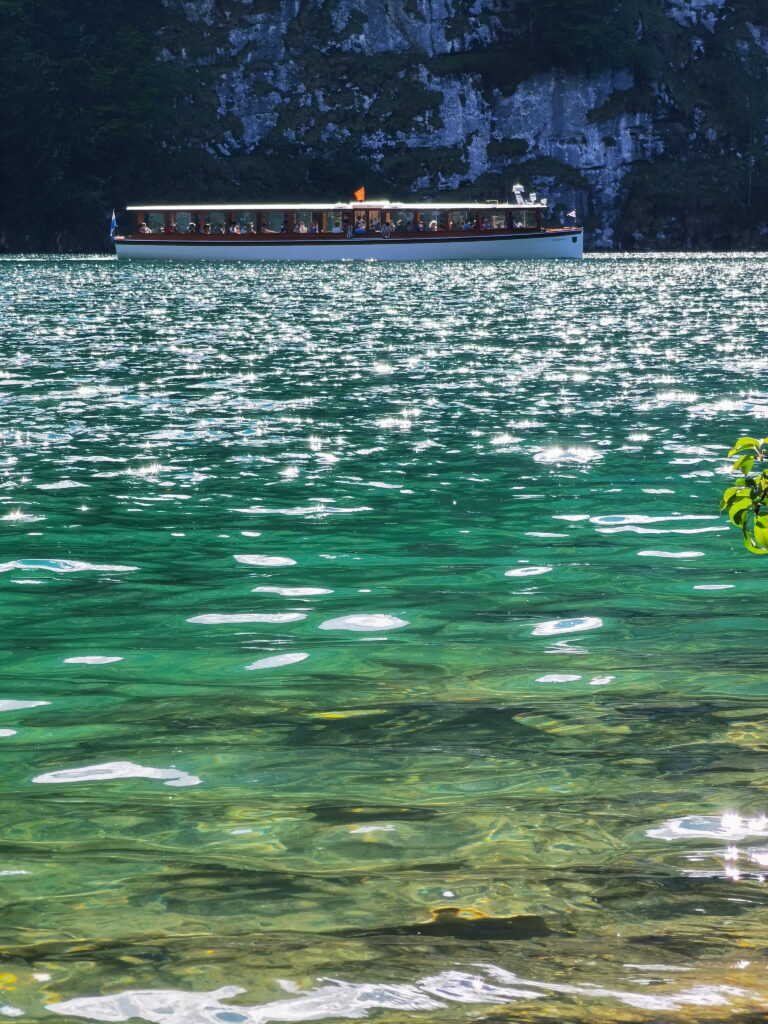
<box><xmin>132</xmin><ymin>209</ymin><xmax>541</xmax><ymax>235</ymax></box>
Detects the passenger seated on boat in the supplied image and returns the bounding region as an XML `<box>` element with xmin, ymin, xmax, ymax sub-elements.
<box><xmin>428</xmin><ymin>220</ymin><xmax>438</xmax><ymax>231</ymax></box>
<box><xmin>296</xmin><ymin>221</ymin><xmax>308</xmax><ymax>233</ymax></box>
<box><xmin>203</xmin><ymin>223</ymin><xmax>212</xmax><ymax>234</ymax></box>
<box><xmin>462</xmin><ymin>219</ymin><xmax>473</xmax><ymax>230</ymax></box>
<box><xmin>309</xmin><ymin>221</ymin><xmax>319</xmax><ymax>234</ymax></box>
<box><xmin>416</xmin><ymin>220</ymin><xmax>424</xmax><ymax>232</ymax></box>
<box><xmin>246</xmin><ymin>222</ymin><xmax>255</xmax><ymax>233</ymax></box>
<box><xmin>280</xmin><ymin>221</ymin><xmax>289</xmax><ymax>233</ymax></box>
<box><xmin>406</xmin><ymin>220</ymin><xmax>415</xmax><ymax>232</ymax></box>
<box><xmin>187</xmin><ymin>221</ymin><xmax>197</xmax><ymax>233</ymax></box>
<box><xmin>228</xmin><ymin>223</ymin><xmax>241</xmax><ymax>234</ymax></box>
<box><xmin>479</xmin><ymin>216</ymin><xmax>490</xmax><ymax>230</ymax></box>
<box><xmin>354</xmin><ymin>217</ymin><xmax>366</xmax><ymax>235</ymax></box>
<box><xmin>138</xmin><ymin>221</ymin><xmax>151</xmax><ymax>234</ymax></box>
<box><xmin>330</xmin><ymin>221</ymin><xmax>342</xmax><ymax>233</ymax></box>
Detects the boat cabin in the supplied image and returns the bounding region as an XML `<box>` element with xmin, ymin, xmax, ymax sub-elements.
<box><xmin>123</xmin><ymin>199</ymin><xmax>546</xmax><ymax>239</ymax></box>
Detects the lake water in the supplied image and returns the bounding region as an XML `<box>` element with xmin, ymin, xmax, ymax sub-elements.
<box><xmin>1</xmin><ymin>253</ymin><xmax>768</xmax><ymax>1023</ymax></box>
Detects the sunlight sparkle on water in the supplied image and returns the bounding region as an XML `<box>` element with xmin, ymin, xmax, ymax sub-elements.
<box><xmin>3</xmin><ymin>254</ymin><xmax>768</xmax><ymax>1023</ymax></box>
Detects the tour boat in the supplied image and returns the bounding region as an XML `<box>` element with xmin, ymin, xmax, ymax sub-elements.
<box><xmin>114</xmin><ymin>191</ymin><xmax>583</xmax><ymax>262</ymax></box>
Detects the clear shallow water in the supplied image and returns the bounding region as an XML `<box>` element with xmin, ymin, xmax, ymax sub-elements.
<box><xmin>1</xmin><ymin>253</ymin><xmax>768</xmax><ymax>1023</ymax></box>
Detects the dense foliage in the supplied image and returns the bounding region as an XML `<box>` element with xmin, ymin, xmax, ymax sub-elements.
<box><xmin>721</xmin><ymin>436</ymin><xmax>768</xmax><ymax>555</ymax></box>
<box><xmin>1</xmin><ymin>0</ymin><xmax>767</xmax><ymax>251</ymax></box>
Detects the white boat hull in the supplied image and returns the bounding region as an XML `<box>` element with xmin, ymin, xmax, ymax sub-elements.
<box><xmin>115</xmin><ymin>230</ymin><xmax>583</xmax><ymax>262</ymax></box>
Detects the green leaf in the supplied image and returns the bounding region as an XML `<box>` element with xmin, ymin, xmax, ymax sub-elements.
<box><xmin>728</xmin><ymin>437</ymin><xmax>761</xmax><ymax>456</ymax></box>
<box><xmin>720</xmin><ymin>486</ymin><xmax>751</xmax><ymax>511</ymax></box>
<box><xmin>754</xmin><ymin>515</ymin><xmax>768</xmax><ymax>549</ymax></box>
<box><xmin>720</xmin><ymin>486</ymin><xmax>740</xmax><ymax>511</ymax></box>
<box><xmin>728</xmin><ymin>498</ymin><xmax>752</xmax><ymax>525</ymax></box>
<box><xmin>743</xmin><ymin>533</ymin><xmax>768</xmax><ymax>555</ymax></box>
<box><xmin>734</xmin><ymin>454</ymin><xmax>755</xmax><ymax>474</ymax></box>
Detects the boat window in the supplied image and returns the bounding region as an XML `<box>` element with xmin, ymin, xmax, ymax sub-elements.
<box><xmin>144</xmin><ymin>212</ymin><xmax>165</xmax><ymax>234</ymax></box>
<box><xmin>164</xmin><ymin>211</ymin><xmax>188</xmax><ymax>233</ymax></box>
<box><xmin>449</xmin><ymin>209</ymin><xmax>471</xmax><ymax>230</ymax></box>
<box><xmin>293</xmin><ymin>212</ymin><xmax>311</xmax><ymax>234</ymax></box>
<box><xmin>206</xmin><ymin>211</ymin><xmax>226</xmax><ymax>234</ymax></box>
<box><xmin>421</xmin><ymin>209</ymin><xmax>443</xmax><ymax>232</ymax></box>
<box><xmin>516</xmin><ymin>210</ymin><xmax>537</xmax><ymax>228</ymax></box>
<box><xmin>258</xmin><ymin>211</ymin><xmax>284</xmax><ymax>233</ymax></box>
<box><xmin>237</xmin><ymin>211</ymin><xmax>257</xmax><ymax>234</ymax></box>
<box><xmin>392</xmin><ymin>210</ymin><xmax>415</xmax><ymax>233</ymax></box>
<box><xmin>307</xmin><ymin>211</ymin><xmax>323</xmax><ymax>233</ymax></box>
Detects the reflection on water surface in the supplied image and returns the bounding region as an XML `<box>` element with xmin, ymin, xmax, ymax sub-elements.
<box><xmin>1</xmin><ymin>253</ymin><xmax>768</xmax><ymax>1022</ymax></box>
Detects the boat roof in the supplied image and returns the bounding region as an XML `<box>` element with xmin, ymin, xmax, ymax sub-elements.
<box><xmin>127</xmin><ymin>199</ymin><xmax>546</xmax><ymax>212</ymax></box>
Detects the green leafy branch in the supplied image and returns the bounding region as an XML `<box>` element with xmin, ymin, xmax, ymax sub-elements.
<box><xmin>720</xmin><ymin>436</ymin><xmax>768</xmax><ymax>554</ymax></box>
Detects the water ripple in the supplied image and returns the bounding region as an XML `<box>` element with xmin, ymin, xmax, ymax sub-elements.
<box><xmin>318</xmin><ymin>615</ymin><xmax>409</xmax><ymax>631</ymax></box>
<box><xmin>531</xmin><ymin>617</ymin><xmax>603</xmax><ymax>636</ymax></box>
<box><xmin>33</xmin><ymin>761</ymin><xmax>201</xmax><ymax>787</ymax></box>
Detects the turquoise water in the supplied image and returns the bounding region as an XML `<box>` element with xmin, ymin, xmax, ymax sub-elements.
<box><xmin>1</xmin><ymin>253</ymin><xmax>768</xmax><ymax>1023</ymax></box>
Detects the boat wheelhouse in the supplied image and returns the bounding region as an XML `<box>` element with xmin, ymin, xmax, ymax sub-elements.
<box><xmin>114</xmin><ymin>193</ymin><xmax>583</xmax><ymax>261</ymax></box>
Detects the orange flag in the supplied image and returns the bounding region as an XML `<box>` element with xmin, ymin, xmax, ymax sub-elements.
<box><xmin>354</xmin><ymin>187</ymin><xmax>365</xmax><ymax>202</ymax></box>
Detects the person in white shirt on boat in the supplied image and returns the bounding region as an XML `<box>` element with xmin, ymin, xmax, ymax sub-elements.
<box><xmin>296</xmin><ymin>221</ymin><xmax>308</xmax><ymax>233</ymax></box>
<box><xmin>138</xmin><ymin>221</ymin><xmax>151</xmax><ymax>234</ymax></box>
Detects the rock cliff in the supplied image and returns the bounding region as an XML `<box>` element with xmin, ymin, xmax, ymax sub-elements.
<box><xmin>1</xmin><ymin>0</ymin><xmax>766</xmax><ymax>250</ymax></box>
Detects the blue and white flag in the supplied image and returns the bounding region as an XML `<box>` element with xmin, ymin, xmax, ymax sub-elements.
<box><xmin>109</xmin><ymin>210</ymin><xmax>117</xmax><ymax>240</ymax></box>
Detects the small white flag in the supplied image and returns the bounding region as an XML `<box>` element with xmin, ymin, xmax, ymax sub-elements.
<box><xmin>566</xmin><ymin>210</ymin><xmax>577</xmax><ymax>218</ymax></box>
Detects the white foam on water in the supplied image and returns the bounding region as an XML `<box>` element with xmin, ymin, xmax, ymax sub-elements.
<box><xmin>33</xmin><ymin>761</ymin><xmax>201</xmax><ymax>787</ymax></box>
<box><xmin>318</xmin><ymin>614</ymin><xmax>409</xmax><ymax>631</ymax></box>
<box><xmin>532</xmin><ymin>616</ymin><xmax>603</xmax><ymax>636</ymax></box>
<box><xmin>0</xmin><ymin>700</ymin><xmax>49</xmax><ymax>712</ymax></box>
<box><xmin>64</xmin><ymin>656</ymin><xmax>123</xmax><ymax>665</ymax></box>
<box><xmin>245</xmin><ymin>652</ymin><xmax>309</xmax><ymax>670</ymax></box>
<box><xmin>504</xmin><ymin>566</ymin><xmax>553</xmax><ymax>577</ymax></box>
<box><xmin>188</xmin><ymin>613</ymin><xmax>306</xmax><ymax>624</ymax></box>
<box><xmin>233</xmin><ymin>554</ymin><xmax>297</xmax><ymax>567</ymax></box>
<box><xmin>534</xmin><ymin>446</ymin><xmax>602</xmax><ymax>464</ymax></box>
<box><xmin>647</xmin><ymin>813</ymin><xmax>768</xmax><ymax>842</ymax></box>
<box><xmin>0</xmin><ymin>559</ymin><xmax>138</xmax><ymax>573</ymax></box>
<box><xmin>252</xmin><ymin>586</ymin><xmax>332</xmax><ymax>596</ymax></box>
<box><xmin>44</xmin><ymin>966</ymin><xmax>754</xmax><ymax>1023</ymax></box>
<box><xmin>36</xmin><ymin>480</ymin><xmax>89</xmax><ymax>490</ymax></box>
<box><xmin>637</xmin><ymin>550</ymin><xmax>705</xmax><ymax>558</ymax></box>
